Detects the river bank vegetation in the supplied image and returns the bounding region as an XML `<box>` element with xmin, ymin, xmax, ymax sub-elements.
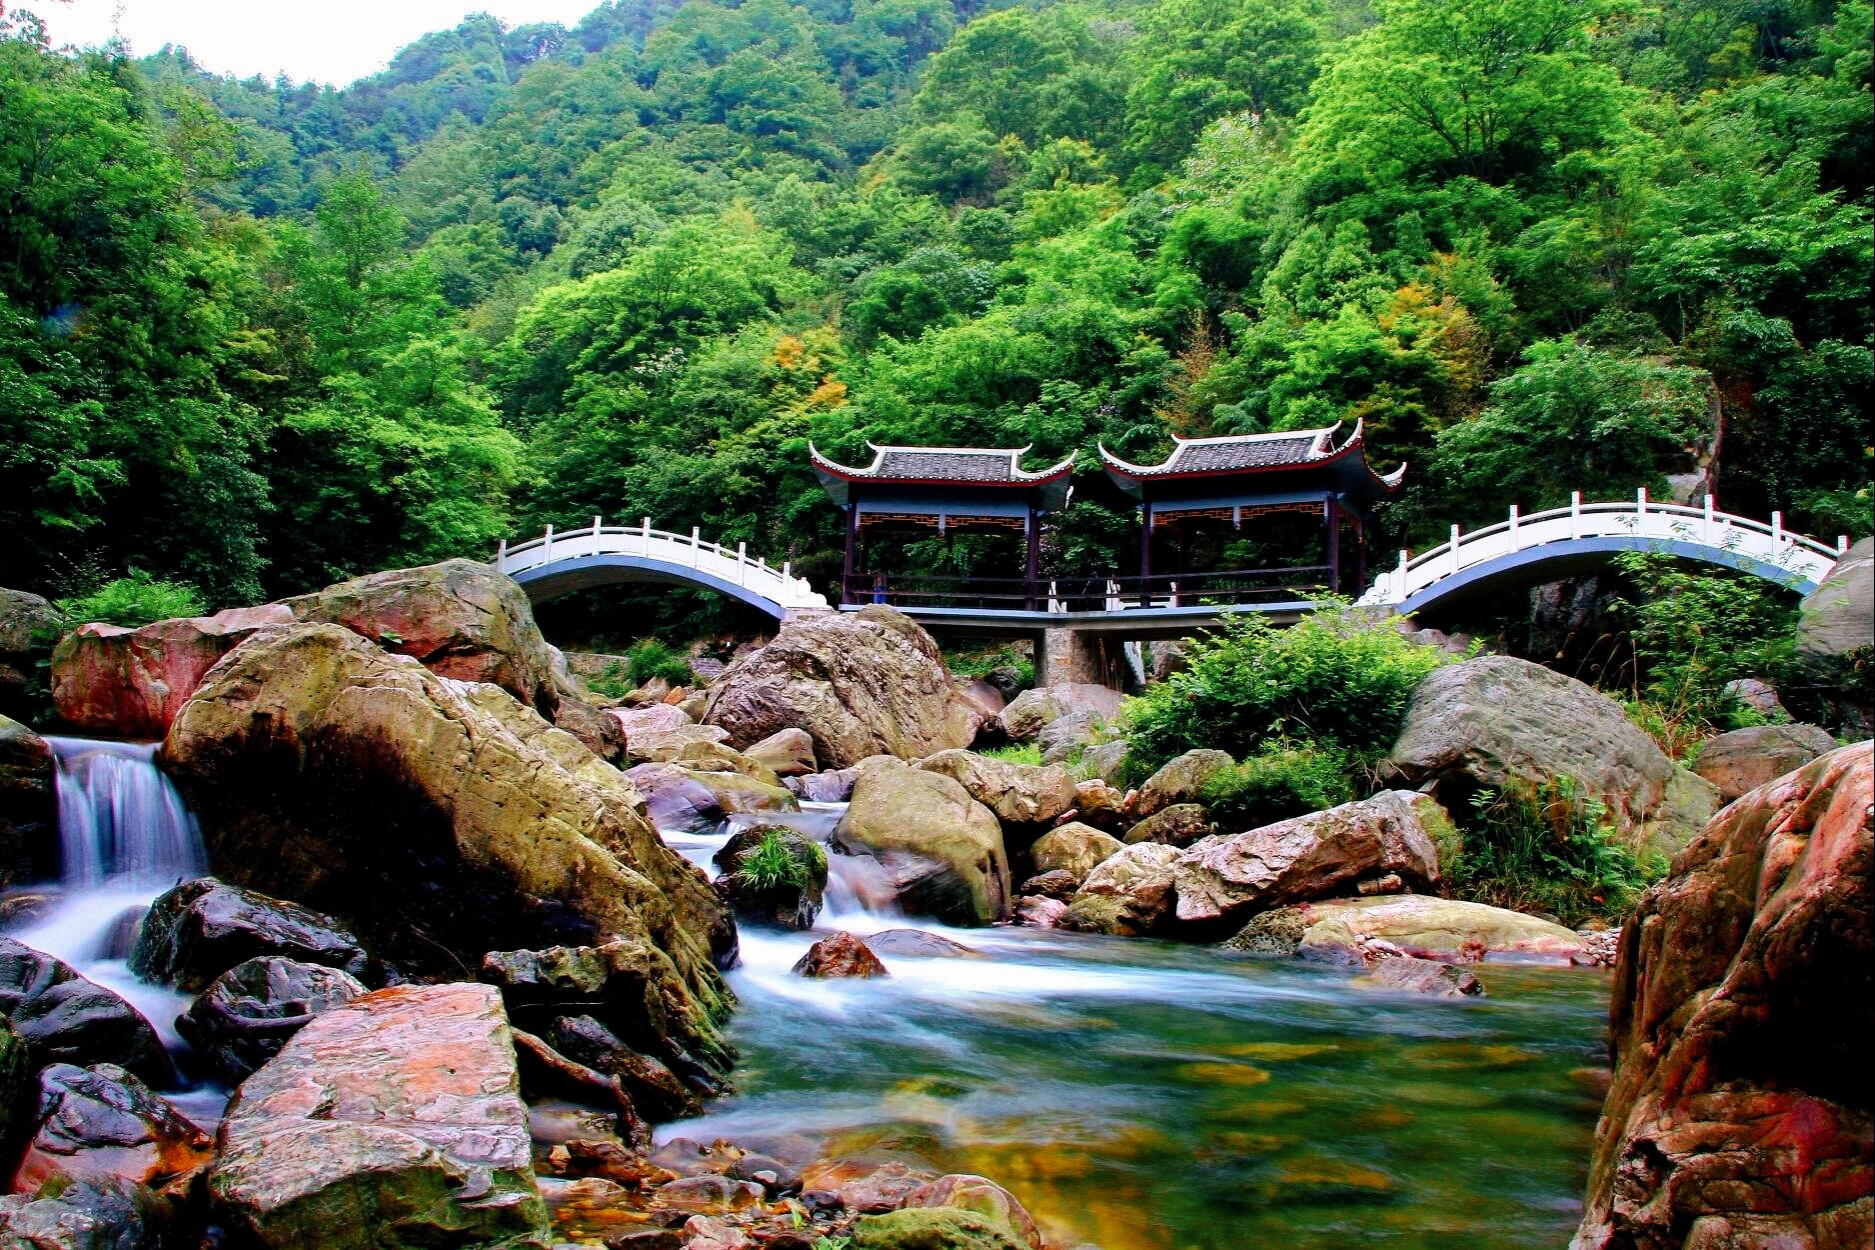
<box><xmin>2</xmin><ymin>0</ymin><xmax>1869</xmax><ymax>630</ymax></box>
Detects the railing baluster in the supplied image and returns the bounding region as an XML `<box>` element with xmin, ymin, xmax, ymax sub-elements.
<box><xmin>543</xmin><ymin>525</ymin><xmax>553</xmax><ymax>561</ymax></box>
<box><xmin>1704</xmin><ymin>494</ymin><xmax>1715</xmax><ymax>543</ymax></box>
<box><xmin>1570</xmin><ymin>491</ymin><xmax>1582</xmax><ymax>538</ymax></box>
<box><xmin>1636</xmin><ymin>486</ymin><xmax>1647</xmax><ymax>517</ymax></box>
<box><xmin>497</xmin><ymin>538</ymin><xmax>507</xmax><ymax>568</ymax></box>
<box><xmin>691</xmin><ymin>526</ymin><xmax>701</xmax><ymax>566</ymax></box>
<box><xmin>1772</xmin><ymin>511</ymin><xmax>1784</xmax><ymax>548</ymax></box>
<box><xmin>1449</xmin><ymin>525</ymin><xmax>1461</xmax><ymax>577</ymax></box>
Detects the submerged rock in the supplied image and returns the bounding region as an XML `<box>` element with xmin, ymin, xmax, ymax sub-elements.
<box><xmin>14</xmin><ymin>1062</ymin><xmax>213</xmax><ymax>1193</ymax></box>
<box><xmin>0</xmin><ymin>938</ymin><xmax>173</xmax><ymax>1087</ymax></box>
<box><xmin>161</xmin><ymin>624</ymin><xmax>736</xmax><ymax>1086</ymax></box>
<box><xmin>1385</xmin><ymin>655</ymin><xmax>1719</xmax><ymax>856</ymax></box>
<box><xmin>49</xmin><ymin>606</ymin><xmax>294</xmax><ymax>739</ymax></box>
<box><xmin>1223</xmin><ymin>896</ymin><xmax>1587</xmax><ymax>965</ymax></box>
<box><xmin>792</xmin><ymin>932</ymin><xmax>888</xmax><ymax>979</ymax></box>
<box><xmin>1353</xmin><ymin>955</ymin><xmax>1484</xmax><ymax>998</ymax></box>
<box><xmin>209</xmin><ymin>982</ymin><xmax>549</xmax><ymax>1250</ymax></box>
<box><xmin>1575</xmin><ymin>742</ymin><xmax>1873</xmax><ymax>1250</ymax></box>
<box><xmin>282</xmin><ymin>557</ymin><xmax>563</xmax><ymax>716</ymax></box>
<box><xmin>1060</xmin><ymin>843</ymin><xmax>1180</xmax><ymax>936</ymax></box>
<box><xmin>175</xmin><ymin>957</ymin><xmax>367</xmax><ymax>1083</ymax></box>
<box><xmin>129</xmin><ymin>878</ymin><xmax>370</xmax><ymax>992</ymax></box>
<box><xmin>1692</xmin><ymin>722</ymin><xmax>1839</xmax><ymax>801</ymax></box>
<box><xmin>900</xmin><ymin>1174</ymin><xmax>1042</xmax><ymax>1249</ymax></box>
<box><xmin>1171</xmin><ymin>791</ymin><xmax>1447</xmax><ymax>932</ymax></box>
<box><xmin>704</xmin><ymin>607</ymin><xmax>978</xmax><ymax>769</ymax></box>
<box><xmin>836</xmin><ymin>757</ymin><xmax>1011</xmax><ymax>925</ymax></box>
<box><xmin>851</xmin><ymin>1208</ymin><xmax>1028</xmax><ymax>1250</ymax></box>
<box><xmin>863</xmin><ymin>929</ymin><xmax>983</xmax><ymax>959</ymax></box>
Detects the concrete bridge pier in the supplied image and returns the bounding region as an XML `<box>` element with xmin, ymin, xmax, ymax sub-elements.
<box><xmin>1038</xmin><ymin>627</ymin><xmax>1132</xmax><ymax>690</ymax></box>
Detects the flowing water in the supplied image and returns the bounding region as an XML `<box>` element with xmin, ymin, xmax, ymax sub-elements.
<box><xmin>661</xmin><ymin>808</ymin><xmax>1611</xmax><ymax>1250</ymax></box>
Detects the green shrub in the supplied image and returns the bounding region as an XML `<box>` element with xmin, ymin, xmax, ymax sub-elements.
<box><xmin>945</xmin><ymin>643</ymin><xmax>1036</xmax><ymax>692</ymax></box>
<box><xmin>1442</xmin><ymin>776</ymin><xmax>1664</xmax><ymax>927</ymax></box>
<box><xmin>1121</xmin><ymin>606</ymin><xmax>1459</xmax><ymax>781</ymax></box>
<box><xmin>1200</xmin><ymin>740</ymin><xmax>1355</xmax><ymax>830</ymax></box>
<box><xmin>1608</xmin><ymin>553</ymin><xmax>1799</xmax><ymax>754</ymax></box>
<box><xmin>55</xmin><ymin>571</ymin><xmax>205</xmax><ymax>628</ymax></box>
<box><xmin>978</xmin><ymin>742</ymin><xmax>1044</xmax><ymax>766</ymax></box>
<box><xmin>585</xmin><ymin>662</ymin><xmax>634</xmax><ymax>700</ymax></box>
<box><xmin>625</xmin><ymin>638</ymin><xmax>696</xmax><ymax>688</ymax></box>
<box><xmin>734</xmin><ymin>831</ymin><xmax>819</xmax><ymax>893</ymax></box>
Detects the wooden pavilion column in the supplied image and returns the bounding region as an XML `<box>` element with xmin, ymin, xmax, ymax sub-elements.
<box><xmin>842</xmin><ymin>497</ymin><xmax>859</xmax><ymax>606</ymax></box>
<box><xmin>1025</xmin><ymin>504</ymin><xmax>1041</xmax><ymax>611</ymax></box>
<box><xmin>1324</xmin><ymin>494</ymin><xmax>1341</xmax><ymax>596</ymax></box>
<box><xmin>1139</xmin><ymin>500</ymin><xmax>1154</xmax><ymax>607</ymax></box>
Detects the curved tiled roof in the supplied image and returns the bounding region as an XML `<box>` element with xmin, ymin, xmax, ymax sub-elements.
<box><xmin>1099</xmin><ymin>422</ymin><xmax>1406</xmax><ymax>494</ymax></box>
<box><xmin>809</xmin><ymin>443</ymin><xmax>1076</xmax><ymax>486</ymax></box>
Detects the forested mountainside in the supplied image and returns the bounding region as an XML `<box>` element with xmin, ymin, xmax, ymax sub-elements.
<box><xmin>1</xmin><ymin>0</ymin><xmax>1868</xmax><ymax>616</ymax></box>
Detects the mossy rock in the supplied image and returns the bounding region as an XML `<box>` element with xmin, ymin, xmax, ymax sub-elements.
<box><xmin>0</xmin><ymin>1021</ymin><xmax>29</xmax><ymax>1146</ymax></box>
<box><xmin>852</xmin><ymin>1208</ymin><xmax>1028</xmax><ymax>1250</ymax></box>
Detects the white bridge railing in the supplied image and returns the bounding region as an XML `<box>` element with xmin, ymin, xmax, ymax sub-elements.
<box><xmin>497</xmin><ymin>518</ymin><xmax>829</xmax><ymax>613</ymax></box>
<box><xmin>1358</xmin><ymin>491</ymin><xmax>1848</xmax><ymax>608</ymax></box>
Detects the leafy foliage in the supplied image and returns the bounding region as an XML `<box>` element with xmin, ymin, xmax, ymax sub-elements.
<box><xmin>1121</xmin><ymin>608</ymin><xmax>1458</xmax><ymax>777</ymax></box>
<box><xmin>1443</xmin><ymin>776</ymin><xmax>1665</xmax><ymax>927</ymax></box>
<box><xmin>1199</xmin><ymin>740</ymin><xmax>1356</xmax><ymax>830</ymax></box>
<box><xmin>626</xmin><ymin>639</ymin><xmax>697</xmax><ymax>688</ymax></box>
<box><xmin>0</xmin><ymin>0</ymin><xmax>1867</xmax><ymax>615</ymax></box>
<box><xmin>55</xmin><ymin>571</ymin><xmax>206</xmax><ymax>628</ymax></box>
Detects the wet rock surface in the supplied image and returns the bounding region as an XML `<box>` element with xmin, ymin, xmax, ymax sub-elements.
<box><xmin>129</xmin><ymin>878</ymin><xmax>370</xmax><ymax>992</ymax></box>
<box><xmin>1575</xmin><ymin>741</ymin><xmax>1873</xmax><ymax>1250</ymax></box>
<box><xmin>1060</xmin><ymin>843</ymin><xmax>1181</xmax><ymax>936</ymax></box>
<box><xmin>209</xmin><ymin>982</ymin><xmax>549</xmax><ymax>1250</ymax></box>
<box><xmin>0</xmin><ymin>938</ymin><xmax>173</xmax><ymax>1087</ymax></box>
<box><xmin>704</xmin><ymin>607</ymin><xmax>978</xmax><ymax>769</ymax></box>
<box><xmin>791</xmin><ymin>932</ymin><xmax>889</xmax><ymax>979</ymax></box>
<box><xmin>0</xmin><ymin>714</ymin><xmax>54</xmax><ymax>887</ymax></box>
<box><xmin>0</xmin><ymin>1175</ymin><xmax>180</xmax><ymax>1249</ymax></box>
<box><xmin>175</xmin><ymin>956</ymin><xmax>367</xmax><ymax>1082</ymax></box>
<box><xmin>835</xmin><ymin>757</ymin><xmax>1010</xmax><ymax>925</ymax></box>
<box><xmin>14</xmin><ymin>1062</ymin><xmax>213</xmax><ymax>1193</ymax></box>
<box><xmin>712</xmin><ymin>825</ymin><xmax>828</xmax><ymax>930</ymax></box>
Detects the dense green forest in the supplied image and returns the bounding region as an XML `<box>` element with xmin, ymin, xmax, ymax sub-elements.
<box><xmin>1</xmin><ymin>0</ymin><xmax>1868</xmax><ymax>622</ymax></box>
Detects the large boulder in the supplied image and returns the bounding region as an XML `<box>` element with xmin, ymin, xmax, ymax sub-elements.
<box><xmin>1574</xmin><ymin>742</ymin><xmax>1873</xmax><ymax>1250</ymax></box>
<box><xmin>49</xmin><ymin>606</ymin><xmax>294</xmax><ymax>739</ymax></box>
<box><xmin>1172</xmin><ymin>792</ymin><xmax>1447</xmax><ymax>932</ymax></box>
<box><xmin>1060</xmin><ymin>843</ymin><xmax>1180</xmax><ymax>936</ymax></box>
<box><xmin>159</xmin><ymin>624</ymin><xmax>736</xmax><ymax>1088</ymax></box>
<box><xmin>176</xmin><ymin>957</ymin><xmax>368</xmax><ymax>1083</ymax></box>
<box><xmin>834</xmin><ymin>758</ymin><xmax>1011</xmax><ymax>925</ymax></box>
<box><xmin>0</xmin><ymin>586</ymin><xmax>62</xmax><ymax>720</ymax></box>
<box><xmin>1693</xmin><ymin>722</ymin><xmax>1839</xmax><ymax>802</ymax></box>
<box><xmin>1027</xmin><ymin>823</ymin><xmax>1123</xmax><ymax>884</ymax></box>
<box><xmin>1386</xmin><ymin>655</ymin><xmax>1720</xmax><ymax>855</ymax></box>
<box><xmin>915</xmin><ymin>750</ymin><xmax>1075</xmax><ymax>828</ymax></box>
<box><xmin>1223</xmin><ymin>896</ymin><xmax>1588</xmax><ymax>965</ymax></box>
<box><xmin>1131</xmin><ymin>750</ymin><xmax>1234</xmax><ymax>820</ymax></box>
<box><xmin>129</xmin><ymin>878</ymin><xmax>370</xmax><ymax>992</ymax></box>
<box><xmin>0</xmin><ymin>939</ymin><xmax>173</xmax><ymax>1086</ymax></box>
<box><xmin>282</xmin><ymin>558</ymin><xmax>562</xmax><ymax>717</ymax></box>
<box><xmin>997</xmin><ymin>684</ymin><xmax>1121</xmax><ymax>745</ymax></box>
<box><xmin>703</xmin><ymin>607</ymin><xmax>977</xmax><ymax>769</ymax></box>
<box><xmin>1796</xmin><ymin>537</ymin><xmax>1872</xmax><ymax>662</ymax></box>
<box><xmin>14</xmin><ymin>1062</ymin><xmax>213</xmax><ymax>1193</ymax></box>
<box><xmin>0</xmin><ymin>713</ymin><xmax>55</xmax><ymax>887</ymax></box>
<box><xmin>209</xmin><ymin>982</ymin><xmax>550</xmax><ymax>1249</ymax></box>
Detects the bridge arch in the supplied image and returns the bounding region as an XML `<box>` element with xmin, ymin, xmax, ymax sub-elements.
<box><xmin>1358</xmin><ymin>493</ymin><xmax>1846</xmax><ymax>617</ymax></box>
<box><xmin>496</xmin><ymin>520</ymin><xmax>828</xmax><ymax>620</ymax></box>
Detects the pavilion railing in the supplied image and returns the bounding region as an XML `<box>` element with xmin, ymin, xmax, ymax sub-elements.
<box><xmin>842</xmin><ymin>566</ymin><xmax>1336</xmax><ymax>612</ymax></box>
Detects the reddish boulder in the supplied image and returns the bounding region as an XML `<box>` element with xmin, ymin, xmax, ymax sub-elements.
<box><xmin>50</xmin><ymin>606</ymin><xmax>292</xmax><ymax>738</ymax></box>
<box><xmin>1574</xmin><ymin>742</ymin><xmax>1873</xmax><ymax>1249</ymax></box>
<box><xmin>791</xmin><ymin>932</ymin><xmax>889</xmax><ymax>979</ymax></box>
<box><xmin>282</xmin><ymin>558</ymin><xmax>562</xmax><ymax>715</ymax></box>
<box><xmin>13</xmin><ymin>1062</ymin><xmax>213</xmax><ymax>1193</ymax></box>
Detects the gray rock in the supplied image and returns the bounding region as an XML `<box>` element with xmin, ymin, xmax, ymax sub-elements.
<box><xmin>1122</xmin><ymin>803</ymin><xmax>1215</xmax><ymax>848</ymax></box>
<box><xmin>1693</xmin><ymin>723</ymin><xmax>1840</xmax><ymax>802</ymax></box>
<box><xmin>834</xmin><ymin>757</ymin><xmax>1011</xmax><ymax>925</ymax></box>
<box><xmin>0</xmin><ymin>939</ymin><xmax>173</xmax><ymax>1087</ymax></box>
<box><xmin>916</xmin><ymin>749</ymin><xmax>1075</xmax><ymax>827</ymax></box>
<box><xmin>1796</xmin><ymin>537</ymin><xmax>1874</xmax><ymax>734</ymax></box>
<box><xmin>129</xmin><ymin>878</ymin><xmax>370</xmax><ymax>992</ymax></box>
<box><xmin>1385</xmin><ymin>655</ymin><xmax>1719</xmax><ymax>856</ymax></box>
<box><xmin>0</xmin><ymin>587</ymin><xmax>61</xmax><ymax>721</ymax></box>
<box><xmin>997</xmin><ymin>684</ymin><xmax>1121</xmax><ymax>744</ymax></box>
<box><xmin>176</xmin><ymin>957</ymin><xmax>367</xmax><ymax>1082</ymax></box>
<box><xmin>0</xmin><ymin>1176</ymin><xmax>178</xmax><ymax>1249</ymax></box>
<box><xmin>1172</xmin><ymin>791</ymin><xmax>1447</xmax><ymax>931</ymax></box>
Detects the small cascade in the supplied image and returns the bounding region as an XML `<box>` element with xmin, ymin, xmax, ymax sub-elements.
<box><xmin>8</xmin><ymin>738</ymin><xmax>207</xmax><ymax>1050</ymax></box>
